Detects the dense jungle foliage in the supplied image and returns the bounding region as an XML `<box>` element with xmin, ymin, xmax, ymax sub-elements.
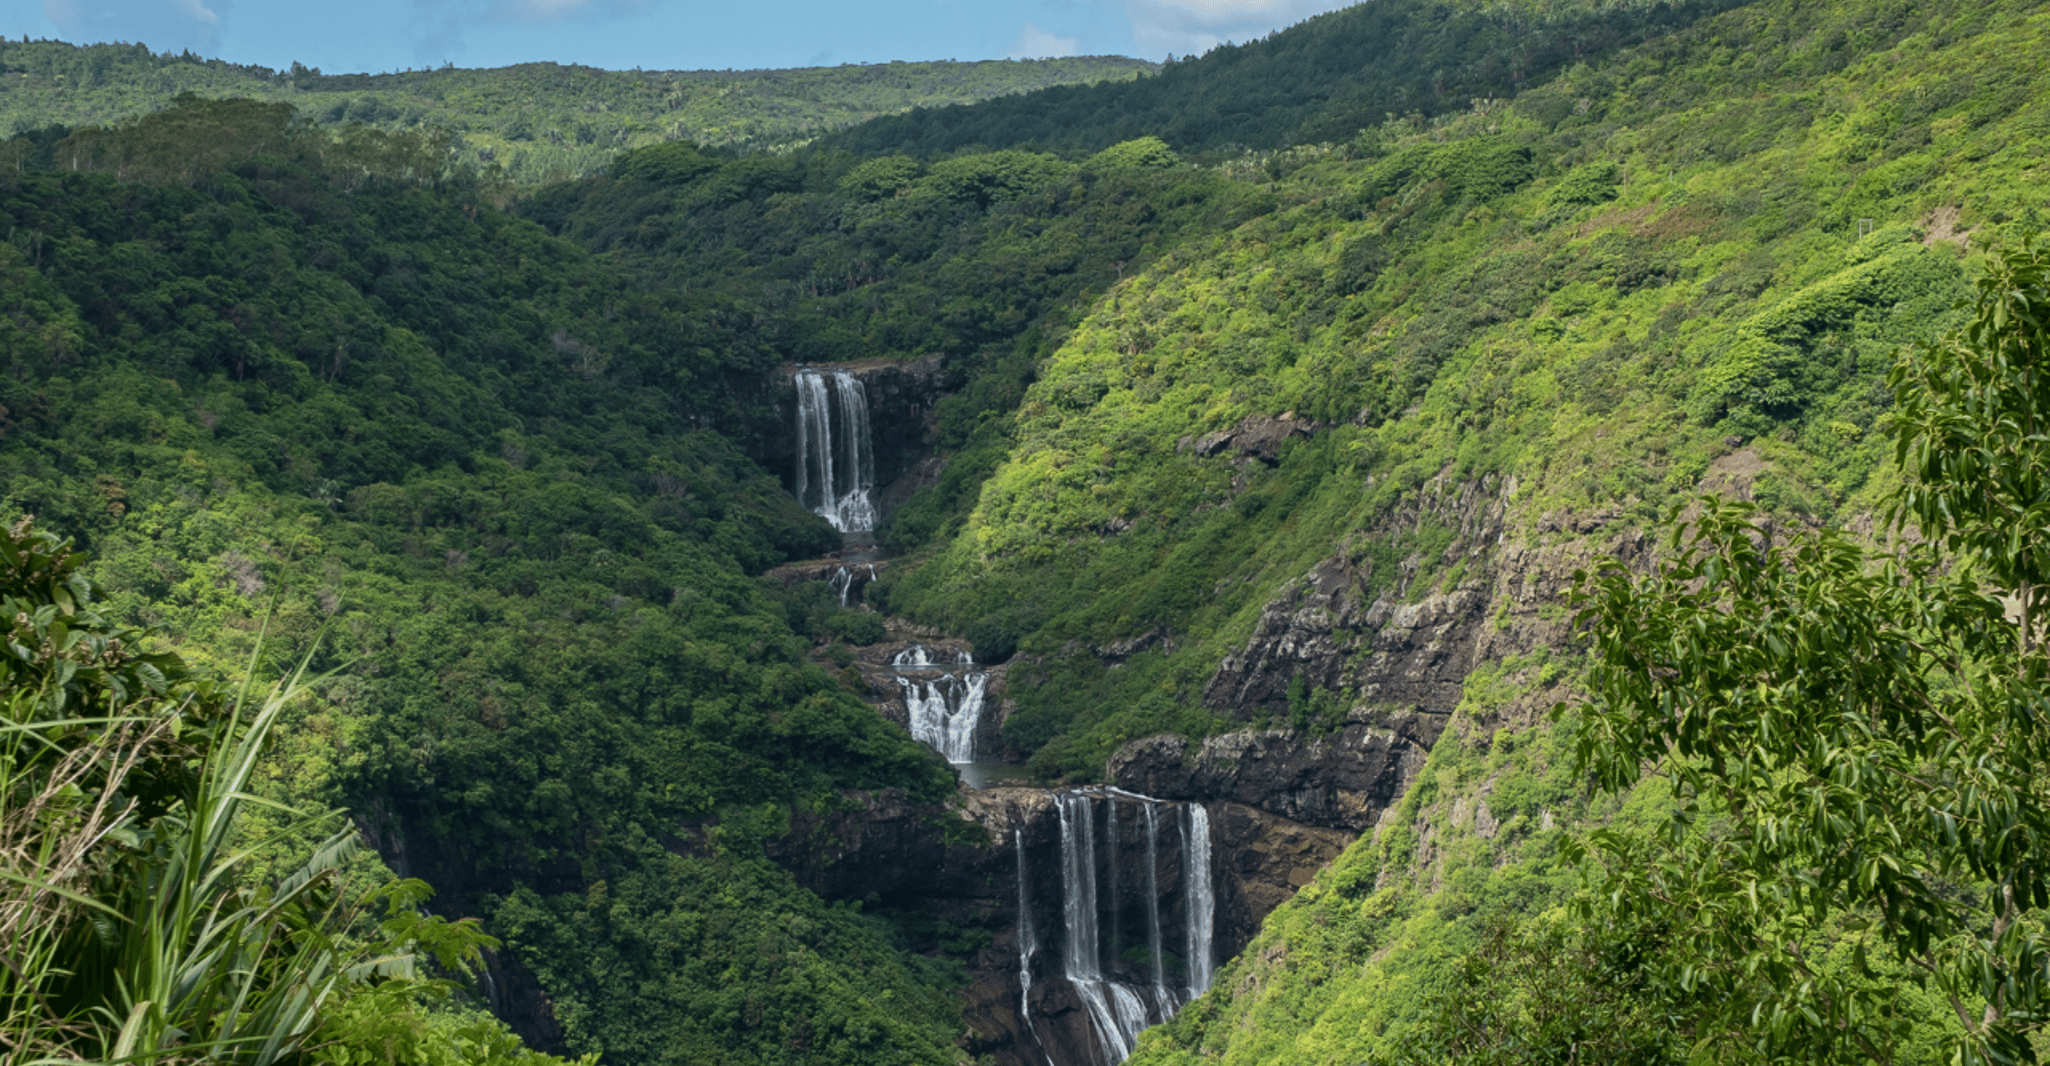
<box><xmin>0</xmin><ymin>38</ymin><xmax>1151</xmax><ymax>184</ymax></box>
<box><xmin>7</xmin><ymin>0</ymin><xmax>2050</xmax><ymax>1061</ymax></box>
<box><xmin>0</xmin><ymin>517</ymin><xmax>585</xmax><ymax>1066</ymax></box>
<box><xmin>526</xmin><ymin>0</ymin><xmax>2050</xmax><ymax>1058</ymax></box>
<box><xmin>0</xmin><ymin>96</ymin><xmax>965</xmax><ymax>1066</ymax></box>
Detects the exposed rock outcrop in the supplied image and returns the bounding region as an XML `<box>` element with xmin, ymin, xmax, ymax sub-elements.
<box><xmin>1177</xmin><ymin>414</ymin><xmax>1321</xmax><ymax>463</ymax></box>
<box><xmin>1106</xmin><ymin>715</ymin><xmax>1444</xmax><ymax>833</ymax></box>
<box><xmin>1203</xmin><ymin>474</ymin><xmax>1508</xmax><ymax>721</ymax></box>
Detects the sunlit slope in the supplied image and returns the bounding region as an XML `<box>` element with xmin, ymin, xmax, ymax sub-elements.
<box><xmin>880</xmin><ymin>0</ymin><xmax>2050</xmax><ymax>1060</ymax></box>
<box><xmin>820</xmin><ymin>0</ymin><xmax>1755</xmax><ymax>159</ymax></box>
<box><xmin>883</xmin><ymin>0</ymin><xmax>2049</xmax><ymax>859</ymax></box>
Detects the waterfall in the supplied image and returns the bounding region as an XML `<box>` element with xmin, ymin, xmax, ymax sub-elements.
<box><xmin>831</xmin><ymin>566</ymin><xmax>855</xmax><ymax>608</ymax></box>
<box><xmin>793</xmin><ymin>369</ymin><xmax>877</xmax><ymax>532</ymax></box>
<box><xmin>1142</xmin><ymin>801</ymin><xmax>1171</xmax><ymax>1014</ymax></box>
<box><xmin>1036</xmin><ymin>789</ymin><xmax>1217</xmax><ymax>1066</ymax></box>
<box><xmin>1057</xmin><ymin>793</ymin><xmax>1146</xmax><ymax>1066</ymax></box>
<box><xmin>1182</xmin><ymin>803</ymin><xmax>1215</xmax><ymax>999</ymax></box>
<box><xmin>1017</xmin><ymin>829</ymin><xmax>1047</xmax><ymax>1061</ymax></box>
<box><xmin>892</xmin><ymin>644</ymin><xmax>972</xmax><ymax>668</ymax></box>
<box><xmin>893</xmin><ymin>645</ymin><xmax>986</xmax><ymax>763</ymax></box>
<box><xmin>898</xmin><ymin>672</ymin><xmax>988</xmax><ymax>762</ymax></box>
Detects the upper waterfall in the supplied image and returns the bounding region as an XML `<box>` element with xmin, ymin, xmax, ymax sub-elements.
<box><xmin>793</xmin><ymin>369</ymin><xmax>878</xmax><ymax>532</ymax></box>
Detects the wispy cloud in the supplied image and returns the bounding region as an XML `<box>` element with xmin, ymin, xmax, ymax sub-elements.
<box><xmin>41</xmin><ymin>0</ymin><xmax>231</xmax><ymax>52</ymax></box>
<box><xmin>403</xmin><ymin>0</ymin><xmax>642</xmax><ymax>67</ymax></box>
<box><xmin>1010</xmin><ymin>21</ymin><xmax>1080</xmax><ymax>60</ymax></box>
<box><xmin>1122</xmin><ymin>0</ymin><xmax>1352</xmax><ymax>58</ymax></box>
<box><xmin>501</xmin><ymin>0</ymin><xmax>593</xmax><ymax>22</ymax></box>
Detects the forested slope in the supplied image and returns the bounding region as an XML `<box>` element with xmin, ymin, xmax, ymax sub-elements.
<box><xmin>0</xmin><ymin>98</ymin><xmax>968</xmax><ymax>1066</ymax></box>
<box><xmin>818</xmin><ymin>0</ymin><xmax>1754</xmax><ymax>159</ymax></box>
<box><xmin>846</xmin><ymin>0</ymin><xmax>2044</xmax><ymax>1059</ymax></box>
<box><xmin>8</xmin><ymin>0</ymin><xmax>2050</xmax><ymax>1060</ymax></box>
<box><xmin>0</xmin><ymin>39</ymin><xmax>1152</xmax><ymax>183</ymax></box>
<box><xmin>539</xmin><ymin>0</ymin><xmax>2050</xmax><ymax>1058</ymax></box>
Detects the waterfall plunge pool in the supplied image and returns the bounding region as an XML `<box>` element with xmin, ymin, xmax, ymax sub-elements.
<box><xmin>956</xmin><ymin>762</ymin><xmax>1032</xmax><ymax>789</ymax></box>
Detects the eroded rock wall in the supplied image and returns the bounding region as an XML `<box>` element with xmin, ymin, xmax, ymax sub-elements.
<box><xmin>1106</xmin><ymin>714</ymin><xmax>1442</xmax><ymax>834</ymax></box>
<box><xmin>766</xmin><ymin>786</ymin><xmax>1348</xmax><ymax>1066</ymax></box>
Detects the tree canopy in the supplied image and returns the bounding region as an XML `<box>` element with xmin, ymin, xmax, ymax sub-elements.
<box><xmin>1570</xmin><ymin>241</ymin><xmax>2050</xmax><ymax>1062</ymax></box>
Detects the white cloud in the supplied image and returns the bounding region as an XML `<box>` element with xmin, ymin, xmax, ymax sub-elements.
<box><xmin>40</xmin><ymin>0</ymin><xmax>230</xmax><ymax>51</ymax></box>
<box><xmin>1122</xmin><ymin>0</ymin><xmax>1353</xmax><ymax>58</ymax></box>
<box><xmin>1010</xmin><ymin>21</ymin><xmax>1080</xmax><ymax>60</ymax></box>
<box><xmin>175</xmin><ymin>0</ymin><xmax>219</xmax><ymax>26</ymax></box>
<box><xmin>502</xmin><ymin>0</ymin><xmax>593</xmax><ymax>22</ymax></box>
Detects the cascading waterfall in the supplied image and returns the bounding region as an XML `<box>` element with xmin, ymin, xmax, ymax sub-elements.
<box><xmin>892</xmin><ymin>644</ymin><xmax>972</xmax><ymax>669</ymax></box>
<box><xmin>899</xmin><ymin>673</ymin><xmax>988</xmax><ymax>762</ymax></box>
<box><xmin>1182</xmin><ymin>803</ymin><xmax>1215</xmax><ymax>999</ymax></box>
<box><xmin>1017</xmin><ymin>829</ymin><xmax>1048</xmax><ymax>1065</ymax></box>
<box><xmin>892</xmin><ymin>645</ymin><xmax>986</xmax><ymax>763</ymax></box>
<box><xmin>1142</xmin><ymin>801</ymin><xmax>1170</xmax><ymax>1013</ymax></box>
<box><xmin>1056</xmin><ymin>793</ymin><xmax>1148</xmax><ymax>1065</ymax></box>
<box><xmin>793</xmin><ymin>369</ymin><xmax>877</xmax><ymax>532</ymax></box>
<box><xmin>1029</xmin><ymin>789</ymin><xmax>1218</xmax><ymax>1066</ymax></box>
<box><xmin>829</xmin><ymin>563</ymin><xmax>880</xmax><ymax>608</ymax></box>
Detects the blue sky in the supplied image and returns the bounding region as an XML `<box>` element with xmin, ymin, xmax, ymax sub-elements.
<box><xmin>3</xmin><ymin>0</ymin><xmax>1357</xmax><ymax>75</ymax></box>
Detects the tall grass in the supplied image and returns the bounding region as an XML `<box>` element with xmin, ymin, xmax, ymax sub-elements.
<box><xmin>0</xmin><ymin>520</ymin><xmax>364</xmax><ymax>1066</ymax></box>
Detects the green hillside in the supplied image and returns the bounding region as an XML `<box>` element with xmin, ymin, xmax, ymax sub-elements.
<box><xmin>0</xmin><ymin>39</ymin><xmax>1152</xmax><ymax>184</ymax></box>
<box><xmin>875</xmin><ymin>0</ymin><xmax>2043</xmax><ymax>776</ymax></box>
<box><xmin>818</xmin><ymin>0</ymin><xmax>1754</xmax><ymax>159</ymax></box>
<box><xmin>542</xmin><ymin>0</ymin><xmax>2050</xmax><ymax>1057</ymax></box>
<box><xmin>6</xmin><ymin>0</ymin><xmax>2050</xmax><ymax>1062</ymax></box>
<box><xmin>0</xmin><ymin>98</ymin><xmax>962</xmax><ymax>1066</ymax></box>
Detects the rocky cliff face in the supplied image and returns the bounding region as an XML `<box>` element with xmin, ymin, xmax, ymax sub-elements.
<box><xmin>766</xmin><ymin>785</ymin><xmax>1350</xmax><ymax>1066</ymax></box>
<box><xmin>352</xmin><ymin>798</ymin><xmax>580</xmax><ymax>1055</ymax></box>
<box><xmin>768</xmin><ymin>355</ymin><xmax>954</xmax><ymax>497</ymax></box>
<box><xmin>1106</xmin><ymin>714</ymin><xmax>1443</xmax><ymax>834</ymax></box>
<box><xmin>1204</xmin><ymin>475</ymin><xmax>1508</xmax><ymax>720</ymax></box>
<box><xmin>1131</xmin><ymin>474</ymin><xmax>1626</xmax><ymax>843</ymax></box>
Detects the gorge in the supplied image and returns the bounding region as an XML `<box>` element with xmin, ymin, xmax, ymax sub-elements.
<box><xmin>8</xmin><ymin>0</ymin><xmax>2048</xmax><ymax>1062</ymax></box>
<box><xmin>770</xmin><ymin>372</ymin><xmax>1413</xmax><ymax>1064</ymax></box>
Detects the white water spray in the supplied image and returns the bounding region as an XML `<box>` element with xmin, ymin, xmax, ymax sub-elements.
<box><xmin>1017</xmin><ymin>828</ymin><xmax>1047</xmax><ymax>1061</ymax></box>
<box><xmin>898</xmin><ymin>671</ymin><xmax>988</xmax><ymax>763</ymax></box>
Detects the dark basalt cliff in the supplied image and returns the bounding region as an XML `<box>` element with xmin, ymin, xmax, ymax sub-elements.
<box><xmin>769</xmin><ymin>355</ymin><xmax>954</xmax><ymax>496</ymax></box>
<box><xmin>1106</xmin><ymin>716</ymin><xmax>1443</xmax><ymax>834</ymax></box>
<box><xmin>1204</xmin><ymin>475</ymin><xmax>1508</xmax><ymax>720</ymax></box>
<box><xmin>766</xmin><ymin>786</ymin><xmax>1350</xmax><ymax>1066</ymax></box>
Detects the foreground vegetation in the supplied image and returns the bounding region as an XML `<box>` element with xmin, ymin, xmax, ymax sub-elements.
<box><xmin>0</xmin><ymin>519</ymin><xmax>579</xmax><ymax>1065</ymax></box>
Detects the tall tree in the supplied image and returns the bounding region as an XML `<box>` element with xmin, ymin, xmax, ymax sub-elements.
<box><xmin>1571</xmin><ymin>241</ymin><xmax>2050</xmax><ymax>1064</ymax></box>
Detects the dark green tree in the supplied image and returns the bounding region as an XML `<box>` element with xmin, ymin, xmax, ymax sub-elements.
<box><xmin>1569</xmin><ymin>241</ymin><xmax>2050</xmax><ymax>1064</ymax></box>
